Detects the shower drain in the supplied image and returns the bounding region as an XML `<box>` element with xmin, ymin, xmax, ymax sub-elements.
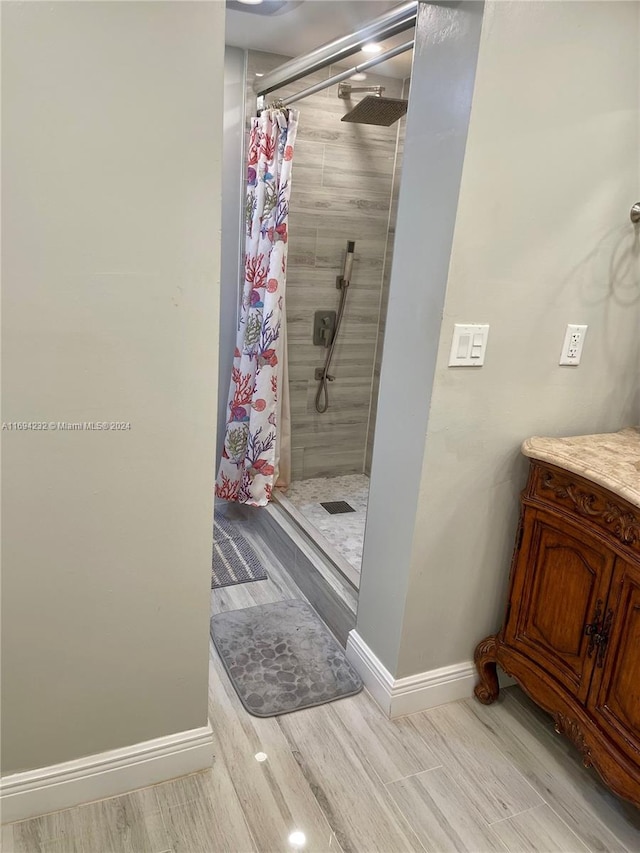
<box><xmin>320</xmin><ymin>501</ymin><xmax>355</xmax><ymax>514</ymax></box>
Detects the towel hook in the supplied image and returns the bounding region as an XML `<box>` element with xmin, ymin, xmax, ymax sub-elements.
<box><xmin>631</xmin><ymin>203</ymin><xmax>640</xmax><ymax>224</ymax></box>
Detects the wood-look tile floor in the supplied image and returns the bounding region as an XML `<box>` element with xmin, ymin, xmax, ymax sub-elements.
<box><xmin>4</xmin><ymin>525</ymin><xmax>640</xmax><ymax>853</ymax></box>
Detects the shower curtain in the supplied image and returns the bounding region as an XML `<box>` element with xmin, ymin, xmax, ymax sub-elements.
<box><xmin>215</xmin><ymin>107</ymin><xmax>298</xmax><ymax>507</ymax></box>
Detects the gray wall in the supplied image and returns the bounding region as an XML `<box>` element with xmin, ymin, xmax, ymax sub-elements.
<box><xmin>358</xmin><ymin>0</ymin><xmax>640</xmax><ymax>680</ymax></box>
<box><xmin>246</xmin><ymin>50</ymin><xmax>404</xmax><ymax>481</ymax></box>
<box><xmin>1</xmin><ymin>0</ymin><xmax>224</xmax><ymax>774</ymax></box>
<box><xmin>395</xmin><ymin>0</ymin><xmax>640</xmax><ymax>679</ymax></box>
<box><xmin>357</xmin><ymin>0</ymin><xmax>486</xmax><ymax>674</ymax></box>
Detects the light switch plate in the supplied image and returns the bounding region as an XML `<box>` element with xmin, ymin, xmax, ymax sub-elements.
<box><xmin>449</xmin><ymin>324</ymin><xmax>489</xmax><ymax>367</ymax></box>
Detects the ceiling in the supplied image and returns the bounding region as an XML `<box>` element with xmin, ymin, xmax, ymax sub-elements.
<box><xmin>225</xmin><ymin>0</ymin><xmax>414</xmax><ymax>80</ymax></box>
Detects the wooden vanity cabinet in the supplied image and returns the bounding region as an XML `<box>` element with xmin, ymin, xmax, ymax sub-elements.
<box><xmin>475</xmin><ymin>460</ymin><xmax>640</xmax><ymax>808</ymax></box>
<box><xmin>589</xmin><ymin>559</ymin><xmax>640</xmax><ymax>763</ymax></box>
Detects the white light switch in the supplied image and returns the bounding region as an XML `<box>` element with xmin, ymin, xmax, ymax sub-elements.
<box><xmin>457</xmin><ymin>334</ymin><xmax>471</xmax><ymax>358</ymax></box>
<box><xmin>470</xmin><ymin>333</ymin><xmax>484</xmax><ymax>358</ymax></box>
<box><xmin>449</xmin><ymin>324</ymin><xmax>489</xmax><ymax>367</ymax></box>
<box><xmin>559</xmin><ymin>324</ymin><xmax>588</xmax><ymax>366</ymax></box>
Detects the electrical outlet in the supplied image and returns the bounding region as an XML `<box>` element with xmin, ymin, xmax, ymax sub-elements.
<box><xmin>559</xmin><ymin>324</ymin><xmax>588</xmax><ymax>365</ymax></box>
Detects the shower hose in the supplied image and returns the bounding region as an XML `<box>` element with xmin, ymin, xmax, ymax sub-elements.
<box><xmin>314</xmin><ymin>282</ymin><xmax>349</xmax><ymax>414</ymax></box>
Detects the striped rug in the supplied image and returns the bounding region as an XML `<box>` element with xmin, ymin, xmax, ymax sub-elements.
<box><xmin>212</xmin><ymin>511</ymin><xmax>268</xmax><ymax>589</ymax></box>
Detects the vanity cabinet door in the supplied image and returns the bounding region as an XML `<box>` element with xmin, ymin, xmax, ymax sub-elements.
<box><xmin>588</xmin><ymin>559</ymin><xmax>640</xmax><ymax>760</ymax></box>
<box><xmin>505</xmin><ymin>509</ymin><xmax>614</xmax><ymax>704</ymax></box>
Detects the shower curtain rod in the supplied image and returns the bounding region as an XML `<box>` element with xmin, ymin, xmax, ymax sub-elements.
<box><xmin>255</xmin><ymin>0</ymin><xmax>418</xmax><ymax>97</ymax></box>
<box><xmin>262</xmin><ymin>39</ymin><xmax>414</xmax><ymax>109</ymax></box>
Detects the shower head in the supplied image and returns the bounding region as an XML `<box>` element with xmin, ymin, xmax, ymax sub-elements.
<box><xmin>341</xmin><ymin>95</ymin><xmax>408</xmax><ymax>127</ymax></box>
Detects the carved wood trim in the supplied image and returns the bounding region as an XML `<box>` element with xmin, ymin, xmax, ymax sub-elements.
<box><xmin>539</xmin><ymin>469</ymin><xmax>640</xmax><ymax>552</ymax></box>
<box><xmin>603</xmin><ymin>503</ymin><xmax>640</xmax><ymax>547</ymax></box>
<box><xmin>474</xmin><ymin>635</ymin><xmax>498</xmax><ymax>663</ymax></box>
<box><xmin>541</xmin><ymin>472</ymin><xmax>600</xmax><ymax>516</ymax></box>
<box><xmin>473</xmin><ymin>635</ymin><xmax>500</xmax><ymax>705</ymax></box>
<box><xmin>554</xmin><ymin>712</ymin><xmax>593</xmax><ymax>768</ymax></box>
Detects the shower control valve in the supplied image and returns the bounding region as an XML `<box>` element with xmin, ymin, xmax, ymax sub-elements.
<box><xmin>315</xmin><ymin>368</ymin><xmax>334</xmax><ymax>381</ymax></box>
<box><xmin>313</xmin><ymin>310</ymin><xmax>337</xmax><ymax>347</ymax></box>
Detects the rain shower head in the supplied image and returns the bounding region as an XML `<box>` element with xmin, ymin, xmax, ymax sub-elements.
<box><xmin>337</xmin><ymin>82</ymin><xmax>407</xmax><ymax>127</ymax></box>
<box><xmin>341</xmin><ymin>95</ymin><xmax>408</xmax><ymax>126</ymax></box>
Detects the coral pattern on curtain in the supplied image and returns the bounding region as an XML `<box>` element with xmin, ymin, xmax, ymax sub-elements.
<box><xmin>215</xmin><ymin>108</ymin><xmax>299</xmax><ymax>507</ymax></box>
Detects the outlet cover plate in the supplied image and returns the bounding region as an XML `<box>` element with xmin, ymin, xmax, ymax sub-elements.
<box><xmin>559</xmin><ymin>324</ymin><xmax>588</xmax><ymax>365</ymax></box>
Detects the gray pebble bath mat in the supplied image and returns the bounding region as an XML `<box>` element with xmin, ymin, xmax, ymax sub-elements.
<box><xmin>210</xmin><ymin>599</ymin><xmax>363</xmax><ymax>716</ymax></box>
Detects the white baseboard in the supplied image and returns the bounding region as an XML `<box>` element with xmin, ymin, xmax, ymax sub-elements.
<box><xmin>346</xmin><ymin>630</ymin><xmax>511</xmax><ymax>718</ymax></box>
<box><xmin>0</xmin><ymin>723</ymin><xmax>214</xmax><ymax>824</ymax></box>
<box><xmin>346</xmin><ymin>629</ymin><xmax>398</xmax><ymax>715</ymax></box>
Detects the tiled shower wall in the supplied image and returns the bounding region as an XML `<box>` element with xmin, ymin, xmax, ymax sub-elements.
<box><xmin>246</xmin><ymin>50</ymin><xmax>404</xmax><ymax>481</ymax></box>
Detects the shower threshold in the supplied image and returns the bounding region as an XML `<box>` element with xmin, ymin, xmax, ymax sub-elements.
<box><xmin>273</xmin><ymin>488</ymin><xmax>361</xmax><ymax>590</ymax></box>
<box><xmin>247</xmin><ymin>496</ymin><xmax>358</xmax><ymax>645</ymax></box>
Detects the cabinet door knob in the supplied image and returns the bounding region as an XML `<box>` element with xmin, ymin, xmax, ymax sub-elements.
<box><xmin>596</xmin><ymin>609</ymin><xmax>614</xmax><ymax>668</ymax></box>
<box><xmin>584</xmin><ymin>598</ymin><xmax>603</xmax><ymax>658</ymax></box>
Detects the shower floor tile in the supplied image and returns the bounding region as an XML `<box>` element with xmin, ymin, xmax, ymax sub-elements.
<box><xmin>284</xmin><ymin>474</ymin><xmax>370</xmax><ymax>573</ymax></box>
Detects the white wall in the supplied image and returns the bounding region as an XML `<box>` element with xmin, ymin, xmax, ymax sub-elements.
<box><xmin>360</xmin><ymin>0</ymin><xmax>640</xmax><ymax>681</ymax></box>
<box><xmin>1</xmin><ymin>1</ymin><xmax>224</xmax><ymax>774</ymax></box>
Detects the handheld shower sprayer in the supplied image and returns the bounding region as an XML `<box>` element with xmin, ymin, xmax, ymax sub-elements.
<box><xmin>315</xmin><ymin>240</ymin><xmax>356</xmax><ymax>413</ymax></box>
<box><xmin>339</xmin><ymin>240</ymin><xmax>356</xmax><ymax>288</ymax></box>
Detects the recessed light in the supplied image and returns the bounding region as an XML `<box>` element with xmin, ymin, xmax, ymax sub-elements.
<box><xmin>351</xmin><ymin>73</ymin><xmax>367</xmax><ymax>81</ymax></box>
<box><xmin>288</xmin><ymin>831</ymin><xmax>306</xmax><ymax>848</ymax></box>
<box><xmin>361</xmin><ymin>42</ymin><xmax>383</xmax><ymax>54</ymax></box>
<box><xmin>254</xmin><ymin>751</ymin><xmax>268</xmax><ymax>762</ymax></box>
<box><xmin>255</xmin><ymin>72</ymin><xmax>264</xmax><ymax>78</ymax></box>
<box><xmin>237</xmin><ymin>0</ymin><xmax>264</xmax><ymax>4</ymax></box>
